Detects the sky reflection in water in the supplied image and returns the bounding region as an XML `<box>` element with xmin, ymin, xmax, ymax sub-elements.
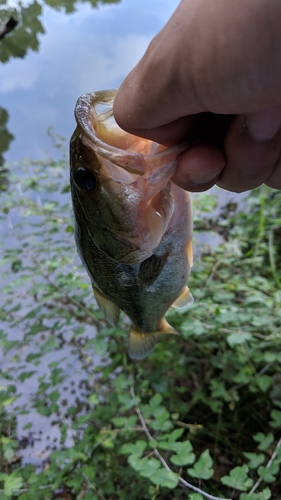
<box><xmin>0</xmin><ymin>0</ymin><xmax>181</xmax><ymax>464</ymax></box>
<box><xmin>0</xmin><ymin>0</ymin><xmax>179</xmax><ymax>162</ymax></box>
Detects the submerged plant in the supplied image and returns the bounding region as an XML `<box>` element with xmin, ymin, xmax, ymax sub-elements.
<box><xmin>0</xmin><ymin>150</ymin><xmax>281</xmax><ymax>499</ymax></box>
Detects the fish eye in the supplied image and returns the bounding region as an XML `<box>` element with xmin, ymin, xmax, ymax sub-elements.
<box><xmin>73</xmin><ymin>167</ymin><xmax>97</xmax><ymax>191</ymax></box>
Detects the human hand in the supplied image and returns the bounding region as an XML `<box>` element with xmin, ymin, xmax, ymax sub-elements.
<box><xmin>113</xmin><ymin>0</ymin><xmax>281</xmax><ymax>193</ymax></box>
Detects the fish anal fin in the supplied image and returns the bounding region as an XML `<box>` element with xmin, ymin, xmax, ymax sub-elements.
<box><xmin>93</xmin><ymin>286</ymin><xmax>120</xmax><ymax>326</ymax></box>
<box><xmin>171</xmin><ymin>286</ymin><xmax>194</xmax><ymax>310</ymax></box>
<box><xmin>158</xmin><ymin>318</ymin><xmax>180</xmax><ymax>335</ymax></box>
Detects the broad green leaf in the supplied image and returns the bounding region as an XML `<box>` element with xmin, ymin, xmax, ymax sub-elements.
<box><xmin>83</xmin><ymin>494</ymin><xmax>98</xmax><ymax>500</ymax></box>
<box><xmin>91</xmin><ymin>336</ymin><xmax>108</xmax><ymax>357</ymax></box>
<box><xmin>269</xmin><ymin>409</ymin><xmax>281</xmax><ymax>428</ymax></box>
<box><xmin>111</xmin><ymin>417</ymin><xmax>126</xmax><ymax>427</ymax></box>
<box><xmin>152</xmin><ymin>406</ymin><xmax>170</xmax><ymax>425</ymax></box>
<box><xmin>49</xmin><ymin>389</ymin><xmax>60</xmax><ymax>402</ymax></box>
<box><xmin>2</xmin><ymin>473</ymin><xmax>23</xmax><ymax>496</ymax></box>
<box><xmin>209</xmin><ymin>379</ymin><xmax>229</xmax><ymax>401</ymax></box>
<box><xmin>227</xmin><ymin>332</ymin><xmax>252</xmax><ymax>347</ymax></box>
<box><xmin>187</xmin><ymin>449</ymin><xmax>214</xmax><ymax>480</ymax></box>
<box><xmin>239</xmin><ymin>487</ymin><xmax>271</xmax><ymax>500</ymax></box>
<box><xmin>188</xmin><ymin>495</ymin><xmax>203</xmax><ymax>500</ymax></box>
<box><xmin>1</xmin><ymin>436</ymin><xmax>18</xmax><ymax>462</ymax></box>
<box><xmin>258</xmin><ymin>462</ymin><xmax>280</xmax><ymax>483</ymax></box>
<box><xmin>181</xmin><ymin>319</ymin><xmax>206</xmax><ymax>337</ymax></box>
<box><xmin>101</xmin><ymin>438</ymin><xmax>115</xmax><ymax>449</ymax></box>
<box><xmin>118</xmin><ymin>392</ymin><xmax>139</xmax><ymax>411</ymax></box>
<box><xmin>150</xmin><ymin>469</ymin><xmax>178</xmax><ymax>489</ymax></box>
<box><xmin>112</xmin><ymin>373</ymin><xmax>131</xmax><ymax>390</ymax></box>
<box><xmin>221</xmin><ymin>465</ymin><xmax>253</xmax><ymax>491</ymax></box>
<box><xmin>129</xmin><ymin>455</ymin><xmax>159</xmax><ymax>477</ymax></box>
<box><xmin>111</xmin><ymin>415</ymin><xmax>137</xmax><ymax>428</ymax></box>
<box><xmin>255</xmin><ymin>375</ymin><xmax>272</xmax><ymax>393</ymax></box>
<box><xmin>128</xmin><ymin>454</ymin><xmax>148</xmax><ymax>472</ymax></box>
<box><xmin>120</xmin><ymin>440</ymin><xmax>147</xmax><ymax>457</ymax></box>
<box><xmin>149</xmin><ymin>393</ymin><xmax>163</xmax><ymax>409</ymax></box>
<box><xmin>150</xmin><ymin>406</ymin><xmax>172</xmax><ymax>431</ymax></box>
<box><xmin>253</xmin><ymin>433</ymin><xmax>274</xmax><ymax>451</ymax></box>
<box><xmin>167</xmin><ymin>428</ymin><xmax>185</xmax><ymax>442</ymax></box>
<box><xmin>244</xmin><ymin>452</ymin><xmax>265</xmax><ymax>469</ymax></box>
<box><xmin>2</xmin><ymin>396</ymin><xmax>18</xmax><ymax>406</ymax></box>
<box><xmin>170</xmin><ymin>440</ymin><xmax>196</xmax><ymax>466</ymax></box>
<box><xmin>158</xmin><ymin>428</ymin><xmax>185</xmax><ymax>450</ymax></box>
<box><xmin>87</xmin><ymin>393</ymin><xmax>99</xmax><ymax>405</ymax></box>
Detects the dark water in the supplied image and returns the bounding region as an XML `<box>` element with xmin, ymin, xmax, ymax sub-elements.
<box><xmin>0</xmin><ymin>0</ymin><xmax>179</xmax><ymax>163</ymax></box>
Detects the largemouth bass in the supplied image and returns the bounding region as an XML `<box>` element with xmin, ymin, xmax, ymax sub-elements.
<box><xmin>70</xmin><ymin>90</ymin><xmax>193</xmax><ymax>360</ymax></box>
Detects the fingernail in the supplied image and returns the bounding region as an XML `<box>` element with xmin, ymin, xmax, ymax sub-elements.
<box><xmin>244</xmin><ymin>107</ymin><xmax>281</xmax><ymax>141</ymax></box>
<box><xmin>188</xmin><ymin>169</ymin><xmax>219</xmax><ymax>185</ymax></box>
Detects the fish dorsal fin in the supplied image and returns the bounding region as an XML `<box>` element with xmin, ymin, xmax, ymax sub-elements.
<box><xmin>186</xmin><ymin>239</ymin><xmax>193</xmax><ymax>268</ymax></box>
<box><xmin>93</xmin><ymin>286</ymin><xmax>120</xmax><ymax>326</ymax></box>
<box><xmin>138</xmin><ymin>252</ymin><xmax>168</xmax><ymax>287</ymax></box>
<box><xmin>128</xmin><ymin>329</ymin><xmax>156</xmax><ymax>360</ymax></box>
<box><xmin>171</xmin><ymin>286</ymin><xmax>194</xmax><ymax>310</ymax></box>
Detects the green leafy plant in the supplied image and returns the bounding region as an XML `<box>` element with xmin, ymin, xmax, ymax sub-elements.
<box><xmin>1</xmin><ymin>147</ymin><xmax>281</xmax><ymax>499</ymax></box>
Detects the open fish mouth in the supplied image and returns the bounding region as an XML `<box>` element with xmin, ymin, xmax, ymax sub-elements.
<box><xmin>95</xmin><ymin>228</ymin><xmax>152</xmax><ymax>265</ymax></box>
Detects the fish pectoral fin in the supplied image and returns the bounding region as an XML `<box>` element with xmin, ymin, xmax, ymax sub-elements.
<box><xmin>171</xmin><ymin>286</ymin><xmax>194</xmax><ymax>310</ymax></box>
<box><xmin>128</xmin><ymin>329</ymin><xmax>156</xmax><ymax>360</ymax></box>
<box><xmin>138</xmin><ymin>252</ymin><xmax>168</xmax><ymax>287</ymax></box>
<box><xmin>93</xmin><ymin>286</ymin><xmax>120</xmax><ymax>326</ymax></box>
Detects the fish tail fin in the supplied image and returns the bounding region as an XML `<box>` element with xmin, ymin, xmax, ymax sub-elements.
<box><xmin>128</xmin><ymin>329</ymin><xmax>156</xmax><ymax>360</ymax></box>
<box><xmin>128</xmin><ymin>321</ymin><xmax>179</xmax><ymax>360</ymax></box>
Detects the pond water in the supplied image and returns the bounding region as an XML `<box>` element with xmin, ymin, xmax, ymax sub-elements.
<box><xmin>0</xmin><ymin>0</ymin><xmax>196</xmax><ymax>467</ymax></box>
<box><xmin>0</xmin><ymin>0</ymin><xmax>179</xmax><ymax>163</ymax></box>
<box><xmin>0</xmin><ymin>0</ymin><xmax>242</xmax><ymax>468</ymax></box>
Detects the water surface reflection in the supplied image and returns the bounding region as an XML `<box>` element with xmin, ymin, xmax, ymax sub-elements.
<box><xmin>0</xmin><ymin>0</ymin><xmax>179</xmax><ymax>162</ymax></box>
<box><xmin>0</xmin><ymin>0</ymin><xmax>186</xmax><ymax>466</ymax></box>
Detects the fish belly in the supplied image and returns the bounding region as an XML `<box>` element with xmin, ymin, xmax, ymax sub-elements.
<box><xmin>75</xmin><ymin>185</ymin><xmax>192</xmax><ymax>358</ymax></box>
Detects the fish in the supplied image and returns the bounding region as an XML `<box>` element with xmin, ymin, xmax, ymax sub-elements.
<box><xmin>70</xmin><ymin>90</ymin><xmax>193</xmax><ymax>360</ymax></box>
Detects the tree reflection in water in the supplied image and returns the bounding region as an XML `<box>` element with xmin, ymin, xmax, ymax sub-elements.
<box><xmin>0</xmin><ymin>0</ymin><xmax>121</xmax><ymax>165</ymax></box>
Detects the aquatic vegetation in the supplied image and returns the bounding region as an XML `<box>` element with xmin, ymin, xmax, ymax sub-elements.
<box><xmin>0</xmin><ymin>149</ymin><xmax>281</xmax><ymax>499</ymax></box>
